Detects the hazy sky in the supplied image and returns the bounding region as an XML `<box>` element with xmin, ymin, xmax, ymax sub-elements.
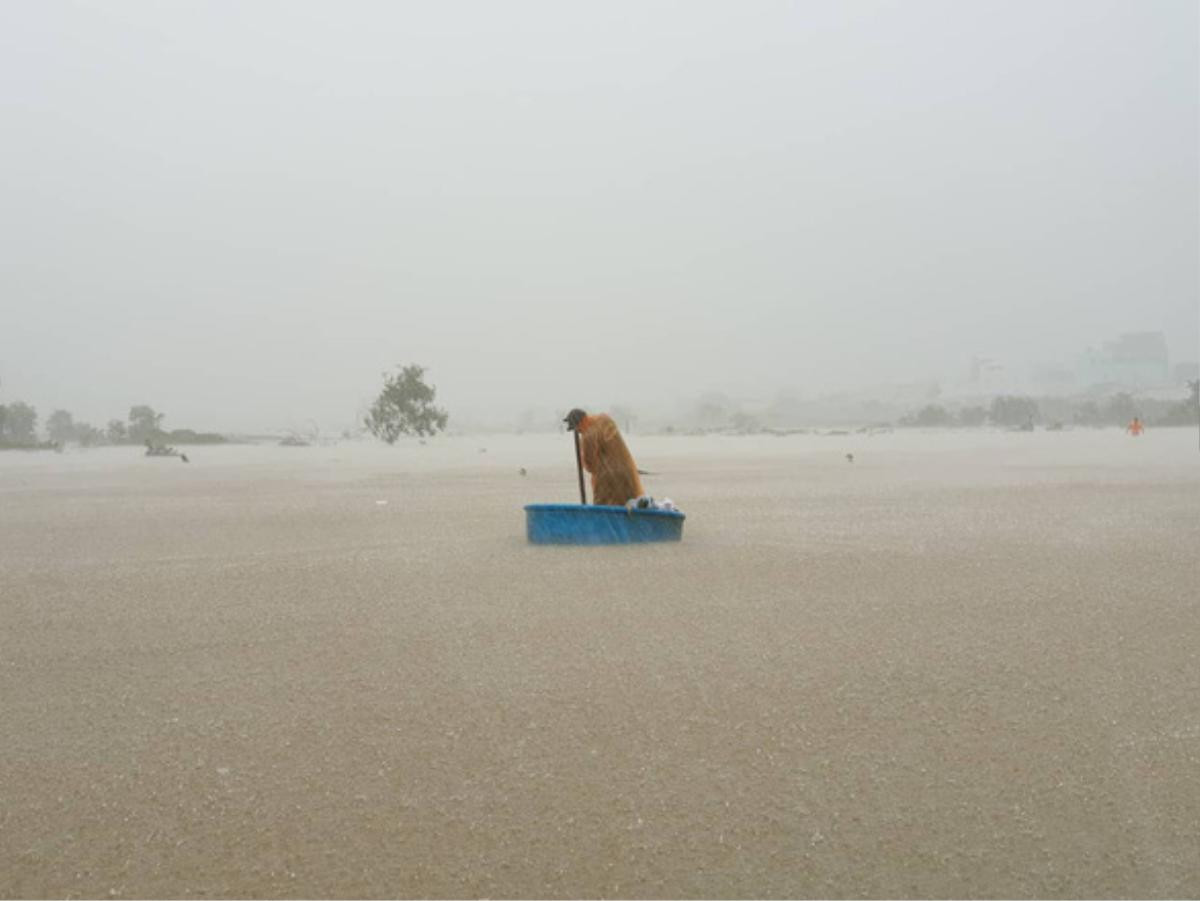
<box><xmin>2</xmin><ymin>0</ymin><xmax>1197</xmax><ymax>432</ymax></box>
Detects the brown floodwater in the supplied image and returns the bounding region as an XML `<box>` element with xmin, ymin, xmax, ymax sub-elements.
<box><xmin>2</xmin><ymin>430</ymin><xmax>1198</xmax><ymax>898</ymax></box>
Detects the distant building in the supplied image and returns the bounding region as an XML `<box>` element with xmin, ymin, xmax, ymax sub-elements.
<box><xmin>1078</xmin><ymin>332</ymin><xmax>1169</xmax><ymax>389</ymax></box>
<box><xmin>968</xmin><ymin>355</ymin><xmax>1008</xmax><ymax>393</ymax></box>
<box><xmin>1173</xmin><ymin>361</ymin><xmax>1199</xmax><ymax>384</ymax></box>
<box><xmin>1032</xmin><ymin>365</ymin><xmax>1076</xmax><ymax>392</ymax></box>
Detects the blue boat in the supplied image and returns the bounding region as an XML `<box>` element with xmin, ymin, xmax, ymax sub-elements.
<box><xmin>525</xmin><ymin>503</ymin><xmax>685</xmax><ymax>545</ymax></box>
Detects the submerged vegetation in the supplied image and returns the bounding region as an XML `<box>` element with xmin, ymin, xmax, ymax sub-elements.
<box><xmin>632</xmin><ymin>384</ymin><xmax>1200</xmax><ymax>436</ymax></box>
<box><xmin>897</xmin><ymin>388</ymin><xmax>1200</xmax><ymax>430</ymax></box>
<box><xmin>365</xmin><ymin>364</ymin><xmax>448</xmax><ymax>444</ymax></box>
<box><xmin>0</xmin><ymin>402</ymin><xmax>226</xmax><ymax>450</ymax></box>
<box><xmin>4</xmin><ymin>381</ymin><xmax>1196</xmax><ymax>448</ymax></box>
<box><xmin>0</xmin><ymin>401</ymin><xmax>43</xmax><ymax>448</ymax></box>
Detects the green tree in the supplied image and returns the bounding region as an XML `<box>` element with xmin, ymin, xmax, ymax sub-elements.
<box><xmin>989</xmin><ymin>395</ymin><xmax>1039</xmax><ymax>428</ymax></box>
<box><xmin>730</xmin><ymin>410</ymin><xmax>761</xmax><ymax>432</ymax></box>
<box><xmin>46</xmin><ymin>409</ymin><xmax>76</xmax><ymax>444</ymax></box>
<box><xmin>106</xmin><ymin>419</ymin><xmax>128</xmax><ymax>443</ymax></box>
<box><xmin>767</xmin><ymin>389</ymin><xmax>806</xmax><ymax>427</ymax></box>
<box><xmin>128</xmin><ymin>405</ymin><xmax>164</xmax><ymax>442</ymax></box>
<box><xmin>1159</xmin><ymin>381</ymin><xmax>1200</xmax><ymax>427</ymax></box>
<box><xmin>957</xmin><ymin>406</ymin><xmax>988</xmax><ymax>427</ymax></box>
<box><xmin>1104</xmin><ymin>392</ymin><xmax>1137</xmax><ymax>426</ymax></box>
<box><xmin>75</xmin><ymin>422</ymin><xmax>103</xmax><ymax>447</ymax></box>
<box><xmin>364</xmin><ymin>365</ymin><xmax>448</xmax><ymax>444</ymax></box>
<box><xmin>1</xmin><ymin>401</ymin><xmax>38</xmax><ymax>444</ymax></box>
<box><xmin>694</xmin><ymin>392</ymin><xmax>733</xmax><ymax>430</ymax></box>
<box><xmin>904</xmin><ymin>404</ymin><xmax>953</xmax><ymax>427</ymax></box>
<box><xmin>1073</xmin><ymin>400</ymin><xmax>1103</xmax><ymax>427</ymax></box>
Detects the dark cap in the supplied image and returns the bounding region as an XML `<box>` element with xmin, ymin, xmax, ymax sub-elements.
<box><xmin>563</xmin><ymin>408</ymin><xmax>587</xmax><ymax>430</ymax></box>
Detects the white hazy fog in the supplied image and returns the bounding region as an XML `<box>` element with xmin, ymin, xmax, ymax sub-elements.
<box><xmin>2</xmin><ymin>0</ymin><xmax>1197</xmax><ymax>434</ymax></box>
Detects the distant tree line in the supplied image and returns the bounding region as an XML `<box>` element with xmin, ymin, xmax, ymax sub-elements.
<box><xmin>638</xmin><ymin>384</ymin><xmax>1199</xmax><ymax>434</ymax></box>
<box><xmin>0</xmin><ymin>402</ymin><xmax>226</xmax><ymax>449</ymax></box>
<box><xmin>899</xmin><ymin>388</ymin><xmax>1200</xmax><ymax>430</ymax></box>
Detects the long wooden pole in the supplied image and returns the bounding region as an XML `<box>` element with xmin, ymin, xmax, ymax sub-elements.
<box><xmin>573</xmin><ymin>429</ymin><xmax>587</xmax><ymax>504</ymax></box>
<box><xmin>1192</xmin><ymin>379</ymin><xmax>1200</xmax><ymax>453</ymax></box>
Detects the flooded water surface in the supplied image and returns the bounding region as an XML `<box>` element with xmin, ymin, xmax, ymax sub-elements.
<box><xmin>2</xmin><ymin>431</ymin><xmax>1198</xmax><ymax>898</ymax></box>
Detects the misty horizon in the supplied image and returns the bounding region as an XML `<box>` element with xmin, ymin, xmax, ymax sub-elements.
<box><xmin>3</xmin><ymin>0</ymin><xmax>1197</xmax><ymax>435</ymax></box>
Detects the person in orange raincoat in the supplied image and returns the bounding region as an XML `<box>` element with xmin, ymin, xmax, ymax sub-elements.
<box><xmin>1127</xmin><ymin>417</ymin><xmax>1144</xmax><ymax>436</ymax></box>
<box><xmin>563</xmin><ymin>408</ymin><xmax>645</xmax><ymax>506</ymax></box>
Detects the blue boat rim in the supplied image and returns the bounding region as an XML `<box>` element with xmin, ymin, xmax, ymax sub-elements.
<box><xmin>524</xmin><ymin>503</ymin><xmax>684</xmax><ymax>519</ymax></box>
<box><xmin>524</xmin><ymin>503</ymin><xmax>686</xmax><ymax>545</ymax></box>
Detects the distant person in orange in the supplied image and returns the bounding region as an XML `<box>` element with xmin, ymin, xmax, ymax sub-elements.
<box><xmin>564</xmin><ymin>408</ymin><xmax>645</xmax><ymax>506</ymax></box>
<box><xmin>1126</xmin><ymin>416</ymin><xmax>1144</xmax><ymax>436</ymax></box>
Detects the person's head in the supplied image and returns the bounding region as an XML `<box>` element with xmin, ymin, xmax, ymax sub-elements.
<box><xmin>563</xmin><ymin>408</ymin><xmax>588</xmax><ymax>431</ymax></box>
